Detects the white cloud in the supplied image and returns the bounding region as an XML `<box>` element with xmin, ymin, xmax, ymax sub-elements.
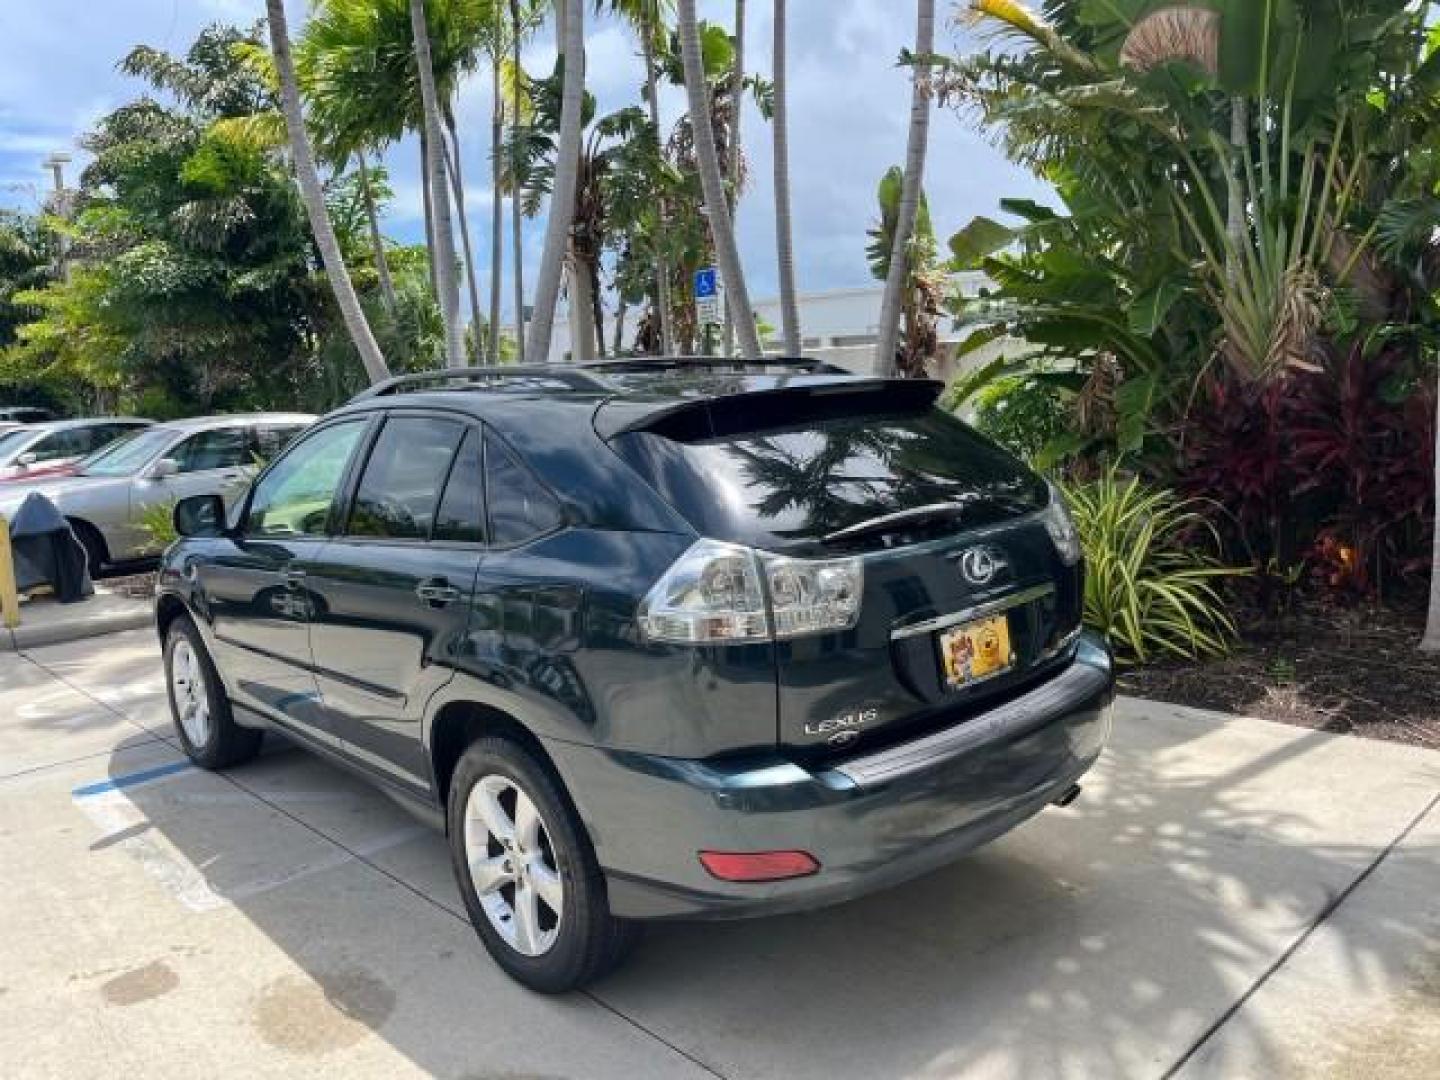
<box><xmin>0</xmin><ymin>0</ymin><xmax>1054</xmax><ymax>311</ymax></box>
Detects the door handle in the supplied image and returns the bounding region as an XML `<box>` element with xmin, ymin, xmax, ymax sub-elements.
<box><xmin>416</xmin><ymin>579</ymin><xmax>460</xmax><ymax>607</ymax></box>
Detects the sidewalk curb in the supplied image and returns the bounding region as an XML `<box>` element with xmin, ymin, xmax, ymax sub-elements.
<box><xmin>1</xmin><ymin>592</ymin><xmax>153</xmax><ymax>652</ymax></box>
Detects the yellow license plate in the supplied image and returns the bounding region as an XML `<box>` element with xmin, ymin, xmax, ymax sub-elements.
<box><xmin>939</xmin><ymin>614</ymin><xmax>1015</xmax><ymax>690</ymax></box>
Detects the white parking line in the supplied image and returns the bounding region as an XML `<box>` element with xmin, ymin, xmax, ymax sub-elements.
<box><xmin>73</xmin><ymin>764</ymin><xmax>427</xmax><ymax>912</ymax></box>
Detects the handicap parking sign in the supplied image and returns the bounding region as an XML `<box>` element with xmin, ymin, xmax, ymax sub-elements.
<box><xmin>695</xmin><ymin>267</ymin><xmax>722</xmax><ymax>325</ymax></box>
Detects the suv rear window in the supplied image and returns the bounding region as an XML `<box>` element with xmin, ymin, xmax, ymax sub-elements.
<box><xmin>611</xmin><ymin>407</ymin><xmax>1047</xmax><ymax>554</ymax></box>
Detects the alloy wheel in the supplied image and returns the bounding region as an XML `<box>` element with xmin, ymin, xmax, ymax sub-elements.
<box><xmin>169</xmin><ymin>639</ymin><xmax>211</xmax><ymax>748</ymax></box>
<box><xmin>463</xmin><ymin>774</ymin><xmax>564</xmax><ymax>957</ymax></box>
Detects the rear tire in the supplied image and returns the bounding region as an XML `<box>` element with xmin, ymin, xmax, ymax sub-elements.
<box><xmin>164</xmin><ymin>616</ymin><xmax>262</xmax><ymax>769</ymax></box>
<box><xmin>447</xmin><ymin>737</ymin><xmax>636</xmax><ymax>992</ymax></box>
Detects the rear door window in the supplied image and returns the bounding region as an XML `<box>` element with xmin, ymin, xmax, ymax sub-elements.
<box><xmin>485</xmin><ymin>429</ymin><xmax>562</xmax><ymax>546</ymax></box>
<box><xmin>252</xmin><ymin>424</ymin><xmax>306</xmax><ymax>465</ymax></box>
<box><xmin>434</xmin><ymin>429</ymin><xmax>486</xmax><ymax>544</ymax></box>
<box><xmin>347</xmin><ymin>416</ymin><xmax>464</xmax><ymax>540</ymax></box>
<box><xmin>612</xmin><ymin>407</ymin><xmax>1048</xmax><ymax>553</ymax></box>
<box><xmin>172</xmin><ymin>428</ymin><xmax>251</xmax><ymax>473</ymax></box>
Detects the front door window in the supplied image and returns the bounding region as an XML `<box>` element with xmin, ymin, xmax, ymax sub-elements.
<box><xmin>245</xmin><ymin>421</ymin><xmax>367</xmax><ymax>538</ymax></box>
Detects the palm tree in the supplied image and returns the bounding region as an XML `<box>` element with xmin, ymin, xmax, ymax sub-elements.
<box><xmin>355</xmin><ymin>148</ymin><xmax>399</xmax><ymax>316</ymax></box>
<box><xmin>527</xmin><ymin>0</ymin><xmax>585</xmax><ymax>364</ymax></box>
<box><xmin>868</xmin><ymin>167</ymin><xmax>940</xmax><ymax>378</ymax></box>
<box><xmin>1115</xmin><ymin>5</ymin><xmax>1245</xmax><ymax>282</ymax></box>
<box><xmin>509</xmin><ymin>0</ymin><xmax>531</xmax><ymax>361</ymax></box>
<box><xmin>1427</xmin><ymin>392</ymin><xmax>1440</xmax><ymax>650</ymax></box>
<box><xmin>772</xmin><ymin>0</ymin><xmax>800</xmax><ymax>355</ymax></box>
<box><xmin>874</xmin><ymin>0</ymin><xmax>934</xmax><ymax>377</ymax></box>
<box><xmin>264</xmin><ymin>0</ymin><xmax>390</xmax><ymax>385</ymax></box>
<box><xmin>520</xmin><ymin>99</ymin><xmax>659</xmax><ymax>363</ymax></box>
<box><xmin>440</xmin><ymin>106</ymin><xmax>486</xmax><ymax>351</ymax></box>
<box><xmin>722</xmin><ymin>0</ymin><xmax>745</xmax><ymax>357</ymax></box>
<box><xmin>420</xmin><ymin>127</ymin><xmax>439</xmax><ymax>298</ymax></box>
<box><xmin>410</xmin><ymin>0</ymin><xmax>466</xmax><ymax>367</ymax></box>
<box><xmin>607</xmin><ymin>0</ymin><xmax>677</xmax><ymax>356</ymax></box>
<box><xmin>298</xmin><ymin>0</ymin><xmax>488</xmax><ymax>348</ymax></box>
<box><xmin>676</xmin><ymin>0</ymin><xmax>761</xmax><ymax>360</ymax></box>
<box><xmin>488</xmin><ymin>14</ymin><xmax>505</xmax><ymax>363</ymax></box>
<box><xmin>213</xmin><ymin>36</ymin><xmax>403</xmax><ymax>322</ymax></box>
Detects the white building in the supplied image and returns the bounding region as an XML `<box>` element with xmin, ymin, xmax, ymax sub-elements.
<box><xmin>751</xmin><ymin>273</ymin><xmax>998</xmax><ymax>376</ymax></box>
<box><xmin>523</xmin><ymin>270</ymin><xmax>1021</xmax><ymax>382</ymax></box>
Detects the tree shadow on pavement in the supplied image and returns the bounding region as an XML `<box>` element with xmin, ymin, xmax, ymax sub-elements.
<box><xmin>85</xmin><ymin>685</ymin><xmax>1440</xmax><ymax>1080</ymax></box>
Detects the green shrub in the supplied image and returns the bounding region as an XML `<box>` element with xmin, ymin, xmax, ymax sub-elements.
<box><xmin>1061</xmin><ymin>469</ymin><xmax>1246</xmax><ymax>665</ymax></box>
<box><xmin>972</xmin><ymin>375</ymin><xmax>1069</xmax><ymax>463</ymax></box>
<box><xmin>137</xmin><ymin>500</ymin><xmax>179</xmax><ymax>551</ymax></box>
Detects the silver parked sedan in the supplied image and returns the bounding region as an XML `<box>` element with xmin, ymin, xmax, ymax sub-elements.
<box><xmin>0</xmin><ymin>413</ymin><xmax>314</xmax><ymax>571</ymax></box>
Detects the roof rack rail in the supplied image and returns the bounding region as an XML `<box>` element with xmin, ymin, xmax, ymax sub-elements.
<box><xmin>582</xmin><ymin>356</ymin><xmax>848</xmax><ymax>375</ymax></box>
<box><xmin>349</xmin><ymin>365</ymin><xmax>612</xmax><ymax>402</ymax></box>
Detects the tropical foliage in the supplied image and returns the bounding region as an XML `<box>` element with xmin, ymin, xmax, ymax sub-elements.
<box><xmin>938</xmin><ymin>0</ymin><xmax>1438</xmax><ymax>635</ymax></box>
<box><xmin>0</xmin><ymin>3</ymin><xmax>778</xmax><ymax>410</ymax></box>
<box><xmin>4</xmin><ymin>1</ymin><xmax>1437</xmax><ymax>656</ymax></box>
<box><xmin>972</xmin><ymin>373</ymin><xmax>1070</xmax><ymax>462</ymax></box>
<box><xmin>1062</xmin><ymin>468</ymin><xmax>1243</xmax><ymax>664</ymax></box>
<box><xmin>1</xmin><ymin>23</ymin><xmax>435</xmax><ymax>415</ymax></box>
<box><xmin>867</xmin><ymin>168</ymin><xmax>943</xmax><ymax>378</ymax></box>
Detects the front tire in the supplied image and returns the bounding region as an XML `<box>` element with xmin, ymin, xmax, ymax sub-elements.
<box><xmin>164</xmin><ymin>616</ymin><xmax>262</xmax><ymax>769</ymax></box>
<box><xmin>447</xmin><ymin>738</ymin><xmax>635</xmax><ymax>993</ymax></box>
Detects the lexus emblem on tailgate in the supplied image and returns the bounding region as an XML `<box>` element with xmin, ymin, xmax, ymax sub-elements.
<box><xmin>959</xmin><ymin>546</ymin><xmax>1006</xmax><ymax>586</ymax></box>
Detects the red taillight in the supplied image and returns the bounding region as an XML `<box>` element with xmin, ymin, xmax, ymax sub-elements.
<box><xmin>698</xmin><ymin>850</ymin><xmax>820</xmax><ymax>883</ymax></box>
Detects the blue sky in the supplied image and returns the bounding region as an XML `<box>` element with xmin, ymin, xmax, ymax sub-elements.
<box><xmin>0</xmin><ymin>0</ymin><xmax>1053</xmax><ymax>318</ymax></box>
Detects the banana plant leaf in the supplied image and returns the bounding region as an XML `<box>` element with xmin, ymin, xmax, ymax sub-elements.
<box><xmin>948</xmin><ymin>216</ymin><xmax>1014</xmax><ymax>269</ymax></box>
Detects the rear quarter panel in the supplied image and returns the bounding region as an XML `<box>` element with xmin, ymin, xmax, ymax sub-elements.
<box><xmin>425</xmin><ymin>526</ymin><xmax>781</xmax><ymax>760</ymax></box>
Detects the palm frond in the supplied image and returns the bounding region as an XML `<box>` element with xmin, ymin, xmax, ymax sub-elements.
<box><xmin>1118</xmin><ymin>6</ymin><xmax>1220</xmax><ymax>78</ymax></box>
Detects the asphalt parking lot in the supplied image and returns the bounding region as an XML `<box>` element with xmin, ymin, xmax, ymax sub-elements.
<box><xmin>2</xmin><ymin>628</ymin><xmax>1438</xmax><ymax>1079</ymax></box>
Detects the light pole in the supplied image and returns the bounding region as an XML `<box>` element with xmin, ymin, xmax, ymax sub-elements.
<box><xmin>43</xmin><ymin>152</ymin><xmax>70</xmax><ymax>197</ymax></box>
<box><xmin>42</xmin><ymin>152</ymin><xmax>73</xmax><ymax>282</ymax></box>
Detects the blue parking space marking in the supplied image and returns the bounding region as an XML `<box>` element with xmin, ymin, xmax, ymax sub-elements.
<box><xmin>72</xmin><ymin>759</ymin><xmax>194</xmax><ymax>798</ymax></box>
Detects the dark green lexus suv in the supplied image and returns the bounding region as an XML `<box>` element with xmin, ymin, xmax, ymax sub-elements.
<box><xmin>156</xmin><ymin>360</ymin><xmax>1114</xmax><ymax>992</ymax></box>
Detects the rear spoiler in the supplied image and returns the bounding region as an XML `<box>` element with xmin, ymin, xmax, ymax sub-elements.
<box><xmin>594</xmin><ymin>379</ymin><xmax>945</xmax><ymax>441</ymax></box>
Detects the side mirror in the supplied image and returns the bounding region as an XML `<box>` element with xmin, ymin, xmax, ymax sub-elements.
<box><xmin>173</xmin><ymin>494</ymin><xmax>227</xmax><ymax>538</ymax></box>
<box><xmin>16</xmin><ymin>452</ymin><xmax>36</xmax><ymax>468</ymax></box>
<box><xmin>148</xmin><ymin>458</ymin><xmax>180</xmax><ymax>480</ymax></box>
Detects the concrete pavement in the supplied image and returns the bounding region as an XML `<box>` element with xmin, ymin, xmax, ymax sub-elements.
<box><xmin>1</xmin><ymin>587</ymin><xmax>152</xmax><ymax>652</ymax></box>
<box><xmin>0</xmin><ymin>629</ymin><xmax>1437</xmax><ymax>1079</ymax></box>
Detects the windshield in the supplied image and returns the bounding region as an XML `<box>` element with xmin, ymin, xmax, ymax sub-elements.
<box><xmin>79</xmin><ymin>428</ymin><xmax>175</xmax><ymax>477</ymax></box>
<box><xmin>0</xmin><ymin>429</ymin><xmax>35</xmax><ymax>463</ymax></box>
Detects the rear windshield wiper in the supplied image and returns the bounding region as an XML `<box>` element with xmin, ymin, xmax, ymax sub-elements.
<box><xmin>823</xmin><ymin>497</ymin><xmax>1032</xmax><ymax>545</ymax></box>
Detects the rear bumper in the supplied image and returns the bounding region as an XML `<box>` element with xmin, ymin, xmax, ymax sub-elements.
<box><xmin>546</xmin><ymin>631</ymin><xmax>1115</xmax><ymax>920</ymax></box>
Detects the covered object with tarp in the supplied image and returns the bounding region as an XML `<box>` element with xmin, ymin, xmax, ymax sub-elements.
<box><xmin>6</xmin><ymin>492</ymin><xmax>93</xmax><ymax>603</ymax></box>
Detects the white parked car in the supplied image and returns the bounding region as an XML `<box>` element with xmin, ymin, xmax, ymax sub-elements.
<box><xmin>0</xmin><ymin>413</ymin><xmax>314</xmax><ymax>571</ymax></box>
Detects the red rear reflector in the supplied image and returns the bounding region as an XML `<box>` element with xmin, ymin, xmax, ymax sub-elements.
<box><xmin>698</xmin><ymin>850</ymin><xmax>820</xmax><ymax>882</ymax></box>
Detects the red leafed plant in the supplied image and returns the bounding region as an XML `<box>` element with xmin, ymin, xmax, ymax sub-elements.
<box><xmin>1177</xmin><ymin>340</ymin><xmax>1435</xmax><ymax>603</ymax></box>
<box><xmin>1288</xmin><ymin>343</ymin><xmax>1435</xmax><ymax>597</ymax></box>
<box><xmin>1177</xmin><ymin>375</ymin><xmax>1299</xmax><ymax>574</ymax></box>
